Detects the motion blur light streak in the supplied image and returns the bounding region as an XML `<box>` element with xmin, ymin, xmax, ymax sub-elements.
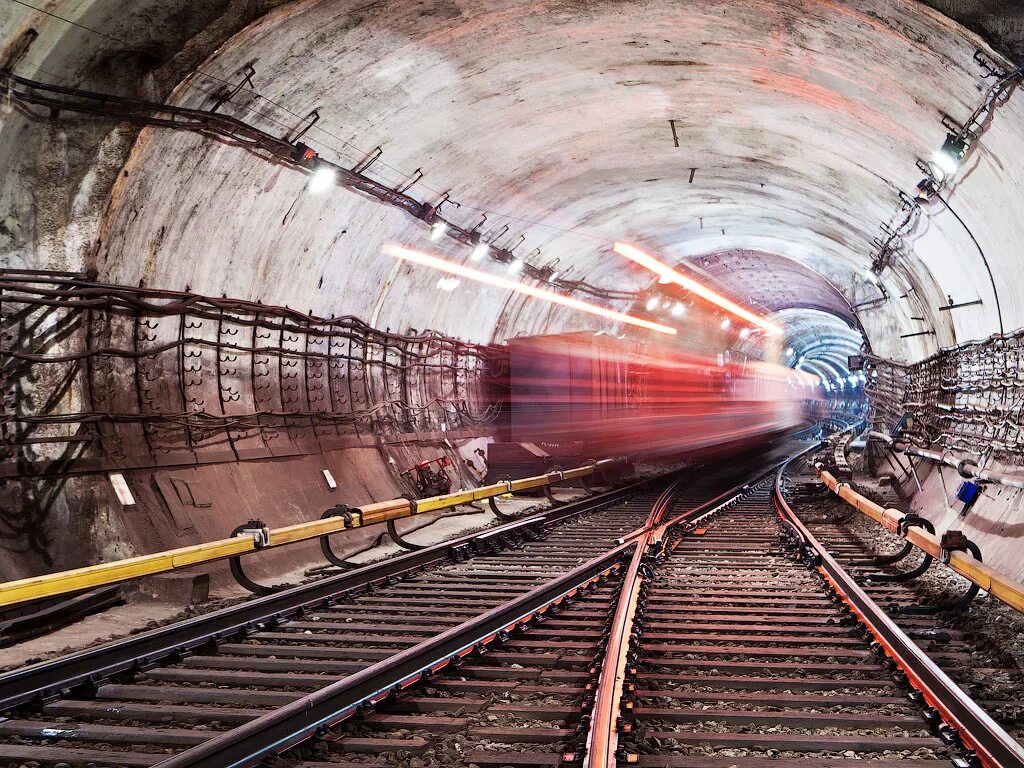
<box><xmin>382</xmin><ymin>244</ymin><xmax>677</xmax><ymax>335</ymax></box>
<box><xmin>613</xmin><ymin>242</ymin><xmax>784</xmax><ymax>334</ymax></box>
<box><xmin>508</xmin><ymin>334</ymin><xmax>819</xmax><ymax>461</ymax></box>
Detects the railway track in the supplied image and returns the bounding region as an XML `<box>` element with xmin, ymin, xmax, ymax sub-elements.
<box><xmin>263</xmin><ymin>468</ymin><xmax>1023</xmax><ymax>768</ymax></box>
<box><xmin>622</xmin><ymin>481</ymin><xmax>952</xmax><ymax>767</ymax></box>
<box><xmin>0</xmin><ymin>459</ymin><xmax>779</xmax><ymax>768</ymax></box>
<box><xmin>3</xmin><ymin>445</ymin><xmax>1022</xmax><ymax>768</ymax></box>
<box><xmin>791</xmin><ymin>484</ymin><xmax>1024</xmax><ymax>742</ymax></box>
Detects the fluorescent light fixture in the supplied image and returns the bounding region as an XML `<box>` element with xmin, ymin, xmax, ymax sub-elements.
<box><xmin>613</xmin><ymin>242</ymin><xmax>782</xmax><ymax>334</ymax></box>
<box><xmin>720</xmin><ymin>317</ymin><xmax>731</xmax><ymax>330</ymax></box>
<box><xmin>471</xmin><ymin>243</ymin><xmax>489</xmax><ymax>261</ymax></box>
<box><xmin>739</xmin><ymin>327</ymin><xmax>750</xmax><ymax>339</ymax></box>
<box><xmin>430</xmin><ymin>221</ymin><xmax>449</xmax><ymax>241</ymax></box>
<box><xmin>645</xmin><ymin>296</ymin><xmax>660</xmax><ymax>311</ymax></box>
<box><xmin>308</xmin><ymin>166</ymin><xmax>336</xmax><ymax>193</ymax></box>
<box><xmin>383</xmin><ymin>244</ymin><xmax>677</xmax><ymax>335</ymax></box>
<box><xmin>785</xmin><ymin>347</ymin><xmax>794</xmax><ymax>356</ymax></box>
<box><xmin>507</xmin><ymin>259</ymin><xmax>523</xmax><ymax>275</ymax></box>
<box><xmin>671</xmin><ymin>302</ymin><xmax>686</xmax><ymax>317</ymax></box>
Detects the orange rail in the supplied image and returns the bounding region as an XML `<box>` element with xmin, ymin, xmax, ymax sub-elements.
<box><xmin>815</xmin><ymin>464</ymin><xmax>1024</xmax><ymax>613</ymax></box>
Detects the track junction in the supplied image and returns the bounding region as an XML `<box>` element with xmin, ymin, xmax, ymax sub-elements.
<box><xmin>1</xmin><ymin>431</ymin><xmax>1023</xmax><ymax>768</ymax></box>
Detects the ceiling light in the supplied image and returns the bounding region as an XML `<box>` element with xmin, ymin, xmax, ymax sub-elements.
<box><xmin>308</xmin><ymin>166</ymin><xmax>336</xmax><ymax>193</ymax></box>
<box><xmin>383</xmin><ymin>244</ymin><xmax>677</xmax><ymax>335</ymax></box>
<box><xmin>507</xmin><ymin>259</ymin><xmax>522</xmax><ymax>275</ymax></box>
<box><xmin>785</xmin><ymin>347</ymin><xmax>794</xmax><ymax>356</ymax></box>
<box><xmin>645</xmin><ymin>296</ymin><xmax>659</xmax><ymax>311</ymax></box>
<box><xmin>671</xmin><ymin>302</ymin><xmax>685</xmax><ymax>317</ymax></box>
<box><xmin>720</xmin><ymin>317</ymin><xmax>731</xmax><ymax>330</ymax></box>
<box><xmin>430</xmin><ymin>221</ymin><xmax>449</xmax><ymax>241</ymax></box>
<box><xmin>471</xmin><ymin>243</ymin><xmax>489</xmax><ymax>261</ymax></box>
<box><xmin>436</xmin><ymin>276</ymin><xmax>460</xmax><ymax>291</ymax></box>
<box><xmin>613</xmin><ymin>242</ymin><xmax>783</xmax><ymax>334</ymax></box>
<box><xmin>933</xmin><ymin>133</ymin><xmax>968</xmax><ymax>178</ymax></box>
<box><xmin>739</xmin><ymin>328</ymin><xmax>750</xmax><ymax>339</ymax></box>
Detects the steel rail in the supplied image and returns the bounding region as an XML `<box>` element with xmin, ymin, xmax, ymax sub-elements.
<box><xmin>814</xmin><ymin>463</ymin><xmax>1024</xmax><ymax>613</ymax></box>
<box><xmin>0</xmin><ymin>477</ymin><xmax>642</xmax><ymax>712</ymax></box>
<box><xmin>584</xmin><ymin>481</ymin><xmax>680</xmax><ymax>768</ymax></box>
<box><xmin>0</xmin><ymin>459</ymin><xmax>618</xmax><ymax>609</ymax></box>
<box><xmin>776</xmin><ymin>454</ymin><xmax>1024</xmax><ymax>768</ymax></box>
<box><xmin>153</xmin><ymin>541</ymin><xmax>635</xmax><ymax>768</ymax></box>
<box><xmin>584</xmin><ymin>458</ymin><xmax>796</xmax><ymax>768</ymax></box>
<box><xmin>161</xmin><ymin>457</ymin><xmax>788</xmax><ymax>767</ymax></box>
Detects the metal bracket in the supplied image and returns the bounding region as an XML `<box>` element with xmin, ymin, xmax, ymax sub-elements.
<box><xmin>387</xmin><ymin>519</ymin><xmax>426</xmax><ymax>551</ymax></box>
<box><xmin>543</xmin><ymin>470</ymin><xmax>566</xmax><ymax>506</ymax></box>
<box><xmin>865</xmin><ymin>516</ymin><xmax>934</xmax><ymax>582</ymax></box>
<box><xmin>488</xmin><ymin>479</ymin><xmax>517</xmax><ymax>521</ymax></box>
<box><xmin>897</xmin><ymin>534</ymin><xmax>982</xmax><ymax>614</ymax></box>
<box><xmin>488</xmin><ymin>495</ymin><xmax>516</xmax><ymax>521</ymax></box>
<box><xmin>229</xmin><ymin>519</ymin><xmax>276</xmax><ymax>596</ymax></box>
<box><xmin>319</xmin><ymin>505</ymin><xmax>363</xmax><ymax>569</ymax></box>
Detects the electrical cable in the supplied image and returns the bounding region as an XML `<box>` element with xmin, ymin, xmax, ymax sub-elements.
<box><xmin>934</xmin><ymin>192</ymin><xmax>1004</xmax><ymax>336</ymax></box>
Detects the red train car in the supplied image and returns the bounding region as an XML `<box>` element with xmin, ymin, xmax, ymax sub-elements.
<box><xmin>499</xmin><ymin>332</ymin><xmax>813</xmax><ymax>467</ymax></box>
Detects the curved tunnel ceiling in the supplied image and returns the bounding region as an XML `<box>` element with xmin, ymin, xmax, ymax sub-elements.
<box><xmin>688</xmin><ymin>250</ymin><xmax>862</xmax><ymax>330</ymax></box>
<box><xmin>4</xmin><ymin>0</ymin><xmax>1024</xmax><ymax>367</ymax></box>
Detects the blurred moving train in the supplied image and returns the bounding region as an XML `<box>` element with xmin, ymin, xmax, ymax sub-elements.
<box><xmin>486</xmin><ymin>332</ymin><xmax>819</xmax><ymax>478</ymax></box>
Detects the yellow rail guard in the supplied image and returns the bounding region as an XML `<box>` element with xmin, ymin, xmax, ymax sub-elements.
<box><xmin>0</xmin><ymin>459</ymin><xmax>618</xmax><ymax>609</ymax></box>
<box><xmin>815</xmin><ymin>464</ymin><xmax>1024</xmax><ymax>614</ymax></box>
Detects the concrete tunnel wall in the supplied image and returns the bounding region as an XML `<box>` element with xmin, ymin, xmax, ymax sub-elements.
<box><xmin>2</xmin><ymin>0</ymin><xmax>1024</xmax><ymax>586</ymax></box>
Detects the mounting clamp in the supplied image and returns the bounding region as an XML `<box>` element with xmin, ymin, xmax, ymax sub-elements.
<box><xmin>320</xmin><ymin>505</ymin><xmax>363</xmax><ymax>569</ymax></box>
<box><xmin>939</xmin><ymin>529</ymin><xmax>972</xmax><ymax>565</ymax></box>
<box><xmin>228</xmin><ymin>519</ymin><xmax>275</xmax><ymax>595</ymax></box>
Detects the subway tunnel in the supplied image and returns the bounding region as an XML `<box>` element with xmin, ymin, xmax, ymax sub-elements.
<box><xmin>2</xmin><ymin>5</ymin><xmax>1024</xmax><ymax>760</ymax></box>
<box><xmin>3</xmin><ymin>0</ymin><xmax>1024</xmax><ymax>582</ymax></box>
